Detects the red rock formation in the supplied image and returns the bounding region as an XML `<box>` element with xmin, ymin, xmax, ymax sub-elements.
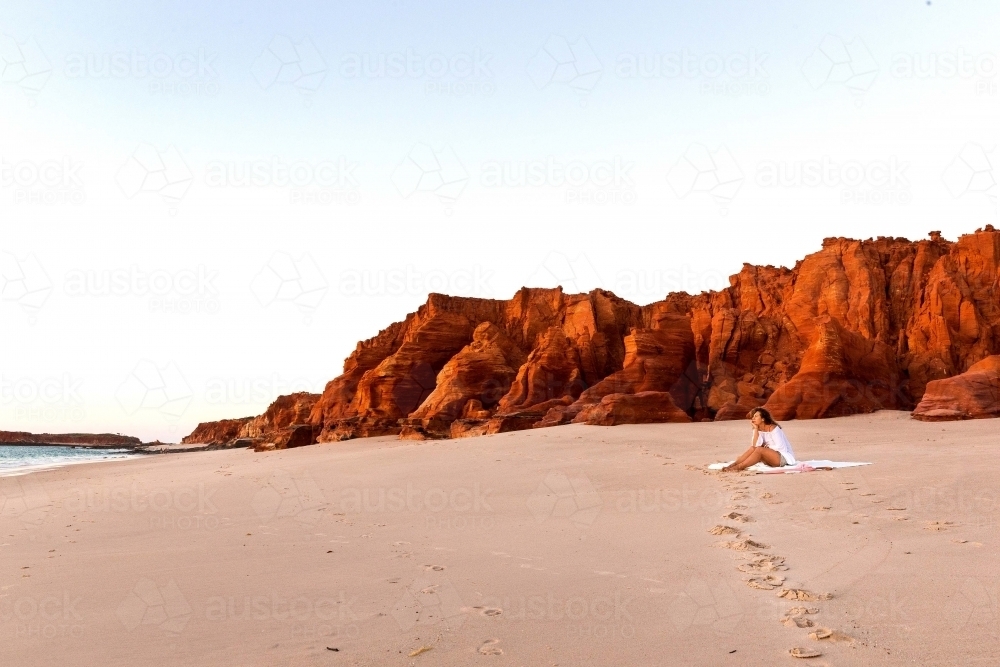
<box><xmin>575</xmin><ymin>391</ymin><xmax>692</xmax><ymax>426</ymax></box>
<box><xmin>182</xmin><ymin>392</ymin><xmax>319</xmax><ymax>448</ymax></box>
<box><xmin>538</xmin><ymin>315</ymin><xmax>697</xmax><ymax>427</ymax></box>
<box><xmin>912</xmin><ymin>355</ymin><xmax>1000</xmax><ymax>421</ymax></box>
<box><xmin>400</xmin><ymin>322</ymin><xmax>527</xmax><ymax>439</ymax></box>
<box><xmin>181</xmin><ymin>418</ymin><xmax>251</xmax><ymax>445</ymax></box>
<box><xmin>182</xmin><ymin>227</ymin><xmax>1000</xmax><ymax>445</ymax></box>
<box><xmin>311</xmin><ymin>288</ymin><xmax>641</xmax><ymax>441</ymax></box>
<box><xmin>764</xmin><ymin>317</ymin><xmax>903</xmax><ymax>419</ymax></box>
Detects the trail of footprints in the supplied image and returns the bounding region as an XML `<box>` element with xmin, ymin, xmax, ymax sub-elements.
<box><xmin>709</xmin><ymin>477</ymin><xmax>849</xmax><ymax>660</ymax></box>
<box><xmin>706</xmin><ymin>472</ymin><xmax>972</xmax><ymax>658</ymax></box>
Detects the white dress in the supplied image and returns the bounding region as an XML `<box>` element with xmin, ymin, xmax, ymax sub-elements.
<box><xmin>758</xmin><ymin>426</ymin><xmax>797</xmax><ymax>465</ymax></box>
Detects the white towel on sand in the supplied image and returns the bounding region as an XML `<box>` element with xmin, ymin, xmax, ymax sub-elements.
<box><xmin>707</xmin><ymin>460</ymin><xmax>872</xmax><ymax>474</ymax></box>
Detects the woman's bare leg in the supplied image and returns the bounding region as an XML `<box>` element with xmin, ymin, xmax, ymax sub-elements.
<box><xmin>733</xmin><ymin>447</ymin><xmax>781</xmax><ymax>471</ymax></box>
<box><xmin>722</xmin><ymin>447</ymin><xmax>757</xmax><ymax>472</ymax></box>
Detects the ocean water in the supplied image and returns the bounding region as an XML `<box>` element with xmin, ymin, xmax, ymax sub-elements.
<box><xmin>0</xmin><ymin>445</ymin><xmax>138</xmax><ymax>476</ymax></box>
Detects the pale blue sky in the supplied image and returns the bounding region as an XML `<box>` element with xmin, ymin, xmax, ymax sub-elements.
<box><xmin>3</xmin><ymin>0</ymin><xmax>999</xmax><ymax>440</ymax></box>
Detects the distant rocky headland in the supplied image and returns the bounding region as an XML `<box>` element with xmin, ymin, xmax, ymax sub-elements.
<box><xmin>178</xmin><ymin>226</ymin><xmax>1000</xmax><ymax>451</ymax></box>
<box><xmin>0</xmin><ymin>431</ymin><xmax>143</xmax><ymax>449</ymax></box>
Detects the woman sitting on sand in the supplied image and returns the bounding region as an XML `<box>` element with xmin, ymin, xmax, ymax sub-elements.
<box><xmin>722</xmin><ymin>407</ymin><xmax>797</xmax><ymax>472</ymax></box>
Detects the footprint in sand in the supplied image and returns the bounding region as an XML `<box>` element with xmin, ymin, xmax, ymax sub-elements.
<box><xmin>465</xmin><ymin>606</ymin><xmax>503</xmax><ymax>618</ymax></box>
<box><xmin>759</xmin><ymin>492</ymin><xmax>775</xmax><ymax>499</ymax></box>
<box><xmin>783</xmin><ymin>616</ymin><xmax>815</xmax><ymax>628</ymax></box>
<box><xmin>478</xmin><ymin>638</ymin><xmax>503</xmax><ymax>655</ymax></box>
<box><xmin>781</xmin><ymin>605</ymin><xmax>819</xmax><ymax>628</ymax></box>
<box><xmin>423</xmin><ymin>564</ymin><xmax>446</xmax><ymax>571</ymax></box>
<box><xmin>709</xmin><ymin>525</ymin><xmax>741</xmax><ymax>536</ymax></box>
<box><xmin>811</xmin><ymin>506</ymin><xmax>831</xmax><ymax>511</ymax></box>
<box><xmin>925</xmin><ymin>521</ymin><xmax>956</xmax><ymax>531</ymax></box>
<box><xmin>746</xmin><ymin>574</ymin><xmax>785</xmax><ymax>590</ymax></box>
<box><xmin>481</xmin><ymin>608</ymin><xmax>502</xmax><ymax>617</ymax></box>
<box><xmin>718</xmin><ymin>538</ymin><xmax>770</xmax><ymax>551</ymax></box>
<box><xmin>738</xmin><ymin>555</ymin><xmax>787</xmax><ymax>573</ymax></box>
<box><xmin>789</xmin><ymin>647</ymin><xmax>822</xmax><ymax>658</ymax></box>
<box><xmin>777</xmin><ymin>589</ymin><xmax>833</xmax><ymax>601</ymax></box>
<box><xmin>722</xmin><ymin>511</ymin><xmax>753</xmax><ymax>523</ymax></box>
<box><xmin>809</xmin><ymin>628</ymin><xmax>854</xmax><ymax>643</ymax></box>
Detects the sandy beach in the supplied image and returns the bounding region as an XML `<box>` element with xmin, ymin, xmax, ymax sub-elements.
<box><xmin>2</xmin><ymin>411</ymin><xmax>998</xmax><ymax>666</ymax></box>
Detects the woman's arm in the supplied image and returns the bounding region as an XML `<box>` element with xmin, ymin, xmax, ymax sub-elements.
<box><xmin>751</xmin><ymin>427</ymin><xmax>760</xmax><ymax>447</ymax></box>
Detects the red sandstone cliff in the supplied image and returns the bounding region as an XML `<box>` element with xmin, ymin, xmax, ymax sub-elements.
<box><xmin>182</xmin><ymin>392</ymin><xmax>319</xmax><ymax>449</ymax></box>
<box><xmin>183</xmin><ymin>227</ymin><xmax>1000</xmax><ymax>447</ymax></box>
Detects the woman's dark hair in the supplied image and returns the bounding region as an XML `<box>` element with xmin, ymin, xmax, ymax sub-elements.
<box><xmin>749</xmin><ymin>407</ymin><xmax>776</xmax><ymax>425</ymax></box>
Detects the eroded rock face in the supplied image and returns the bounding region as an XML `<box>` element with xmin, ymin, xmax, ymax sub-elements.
<box><xmin>764</xmin><ymin>317</ymin><xmax>903</xmax><ymax>419</ymax></box>
<box><xmin>575</xmin><ymin>391</ymin><xmax>692</xmax><ymax>426</ymax></box>
<box><xmin>181</xmin><ymin>418</ymin><xmax>252</xmax><ymax>445</ymax></box>
<box><xmin>912</xmin><ymin>355</ymin><xmax>1000</xmax><ymax>421</ymax></box>
<box><xmin>538</xmin><ymin>316</ymin><xmax>697</xmax><ymax>427</ymax></box>
<box><xmin>182</xmin><ymin>392</ymin><xmax>319</xmax><ymax>447</ymax></box>
<box><xmin>400</xmin><ymin>322</ymin><xmax>527</xmax><ymax>439</ymax></box>
<box><xmin>182</xmin><ymin>227</ymin><xmax>1000</xmax><ymax>445</ymax></box>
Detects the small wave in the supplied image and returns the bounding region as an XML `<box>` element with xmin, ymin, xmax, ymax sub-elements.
<box><xmin>0</xmin><ymin>446</ymin><xmax>138</xmax><ymax>477</ymax></box>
